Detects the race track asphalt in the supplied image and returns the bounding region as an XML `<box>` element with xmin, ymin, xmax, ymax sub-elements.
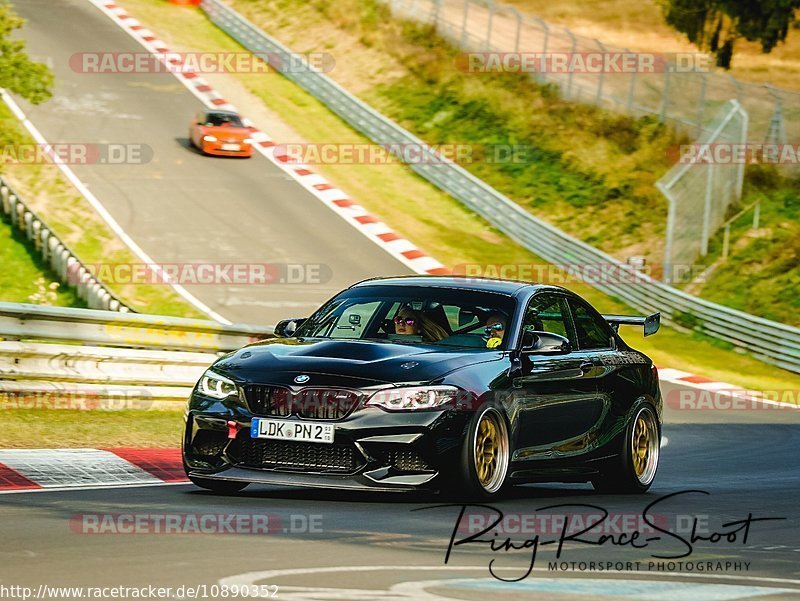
<box><xmin>0</xmin><ymin>383</ymin><xmax>797</xmax><ymax>599</ymax></box>
<box><xmin>10</xmin><ymin>0</ymin><xmax>411</xmax><ymax>325</ymax></box>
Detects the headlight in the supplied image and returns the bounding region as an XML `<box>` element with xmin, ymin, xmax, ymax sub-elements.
<box><xmin>366</xmin><ymin>385</ymin><xmax>460</xmax><ymax>411</ymax></box>
<box><xmin>244</xmin><ymin>138</ymin><xmax>255</xmax><ymax>145</ymax></box>
<box><xmin>202</xmin><ymin>135</ymin><xmax>217</xmax><ymax>142</ymax></box>
<box><xmin>198</xmin><ymin>369</ymin><xmax>237</xmax><ymax>399</ymax></box>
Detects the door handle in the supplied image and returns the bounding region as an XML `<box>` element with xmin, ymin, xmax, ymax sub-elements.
<box><xmin>580</xmin><ymin>362</ymin><xmax>593</xmax><ymax>373</ymax></box>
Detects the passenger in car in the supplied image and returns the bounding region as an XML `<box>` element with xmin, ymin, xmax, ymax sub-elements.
<box><xmin>393</xmin><ymin>305</ymin><xmax>449</xmax><ymax>343</ymax></box>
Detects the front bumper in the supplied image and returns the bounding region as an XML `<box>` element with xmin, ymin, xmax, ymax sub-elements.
<box><xmin>183</xmin><ymin>406</ymin><xmax>470</xmax><ymax>492</ymax></box>
<box><xmin>201</xmin><ymin>142</ymin><xmax>253</xmax><ymax>157</ymax></box>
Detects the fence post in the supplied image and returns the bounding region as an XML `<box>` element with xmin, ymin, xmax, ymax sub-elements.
<box><xmin>460</xmin><ymin>0</ymin><xmax>470</xmax><ymax>47</ymax></box>
<box><xmin>509</xmin><ymin>7</ymin><xmax>522</xmax><ymax>54</ymax></box>
<box><xmin>736</xmin><ymin>101</ymin><xmax>748</xmax><ymax>202</ymax></box>
<box><xmin>484</xmin><ymin>1</ymin><xmax>494</xmax><ymax>50</ymax></box>
<box><xmin>659</xmin><ymin>181</ymin><xmax>675</xmax><ymax>284</ymax></box>
<box><xmin>701</xmin><ymin>163</ymin><xmax>714</xmax><ymax>256</ymax></box>
<box><xmin>722</xmin><ymin>224</ymin><xmax>730</xmax><ymax>259</ymax></box>
<box><xmin>659</xmin><ymin>66</ymin><xmax>671</xmax><ymax>123</ymax></box>
<box><xmin>753</xmin><ymin>200</ymin><xmax>760</xmax><ymax>230</ymax></box>
<box><xmin>625</xmin><ymin>48</ymin><xmax>637</xmax><ymax>112</ymax></box>
<box><xmin>529</xmin><ymin>16</ymin><xmax>549</xmax><ymax>84</ymax></box>
<box><xmin>594</xmin><ymin>38</ymin><xmax>606</xmax><ymax>104</ymax></box>
<box><xmin>432</xmin><ymin>0</ymin><xmax>442</xmax><ymax>27</ymax></box>
<box><xmin>764</xmin><ymin>85</ymin><xmax>788</xmax><ymax>145</ymax></box>
<box><xmin>696</xmin><ymin>72</ymin><xmax>707</xmax><ymax>136</ymax></box>
<box><xmin>565</xmin><ymin>29</ymin><xmax>576</xmax><ymax>99</ymax></box>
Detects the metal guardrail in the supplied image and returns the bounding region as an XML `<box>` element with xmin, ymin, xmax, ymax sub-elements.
<box><xmin>0</xmin><ymin>302</ymin><xmax>273</xmax><ymax>352</ymax></box>
<box><xmin>0</xmin><ymin>175</ymin><xmax>130</xmax><ymax>312</ymax></box>
<box><xmin>201</xmin><ymin>0</ymin><xmax>800</xmax><ymax>373</ymax></box>
<box><xmin>0</xmin><ymin>303</ymin><xmax>274</xmax><ymax>405</ymax></box>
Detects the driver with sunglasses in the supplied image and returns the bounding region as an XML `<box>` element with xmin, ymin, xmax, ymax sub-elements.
<box><xmin>484</xmin><ymin>313</ymin><xmax>507</xmax><ymax>348</ymax></box>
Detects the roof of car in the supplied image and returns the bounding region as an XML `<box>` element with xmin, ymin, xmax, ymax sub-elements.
<box><xmin>351</xmin><ymin>275</ymin><xmax>544</xmax><ymax>295</ymax></box>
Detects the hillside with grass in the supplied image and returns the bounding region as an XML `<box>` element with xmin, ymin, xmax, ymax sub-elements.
<box><xmin>505</xmin><ymin>0</ymin><xmax>800</xmax><ymax>90</ymax></box>
<box><xmin>229</xmin><ymin>0</ymin><xmax>800</xmax><ymax>325</ymax></box>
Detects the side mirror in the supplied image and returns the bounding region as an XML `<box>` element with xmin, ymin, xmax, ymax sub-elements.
<box><xmin>520</xmin><ymin>331</ymin><xmax>571</xmax><ymax>355</ymax></box>
<box><xmin>274</xmin><ymin>318</ymin><xmax>307</xmax><ymax>338</ymax></box>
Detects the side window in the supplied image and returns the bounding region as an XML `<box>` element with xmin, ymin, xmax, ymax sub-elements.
<box><xmin>522</xmin><ymin>294</ymin><xmax>570</xmax><ymax>341</ymax></box>
<box><xmin>568</xmin><ymin>299</ymin><xmax>614</xmax><ymax>350</ymax></box>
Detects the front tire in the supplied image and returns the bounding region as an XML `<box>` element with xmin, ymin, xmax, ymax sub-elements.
<box><xmin>455</xmin><ymin>405</ymin><xmax>511</xmax><ymax>500</ymax></box>
<box><xmin>593</xmin><ymin>403</ymin><xmax>660</xmax><ymax>494</ymax></box>
<box><xmin>188</xmin><ymin>476</ymin><xmax>249</xmax><ymax>494</ymax></box>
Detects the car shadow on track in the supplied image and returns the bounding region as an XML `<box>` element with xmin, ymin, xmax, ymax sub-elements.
<box><xmin>176</xmin><ymin>136</ymin><xmax>202</xmax><ymax>155</ymax></box>
<box><xmin>183</xmin><ymin>482</ymin><xmax>600</xmax><ymax>506</ymax></box>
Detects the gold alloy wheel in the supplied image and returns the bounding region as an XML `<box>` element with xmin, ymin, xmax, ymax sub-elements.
<box><xmin>630</xmin><ymin>407</ymin><xmax>659</xmax><ymax>485</ymax></box>
<box><xmin>473</xmin><ymin>408</ymin><xmax>509</xmax><ymax>493</ymax></box>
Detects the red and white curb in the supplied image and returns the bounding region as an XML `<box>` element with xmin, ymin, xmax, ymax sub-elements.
<box><xmin>657</xmin><ymin>367</ymin><xmax>799</xmax><ymax>410</ymax></box>
<box><xmin>89</xmin><ymin>0</ymin><xmax>448</xmax><ymax>277</ymax></box>
<box><xmin>0</xmin><ymin>448</ymin><xmax>185</xmax><ymax>493</ymax></box>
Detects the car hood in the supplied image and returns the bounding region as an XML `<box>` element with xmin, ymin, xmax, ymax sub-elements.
<box><xmin>211</xmin><ymin>338</ymin><xmax>502</xmax><ymax>387</ymax></box>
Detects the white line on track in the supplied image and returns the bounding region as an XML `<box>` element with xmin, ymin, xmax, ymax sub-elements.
<box><xmin>0</xmin><ymin>481</ymin><xmax>189</xmax><ymax>495</ymax></box>
<box><xmin>0</xmin><ymin>90</ymin><xmax>230</xmax><ymax>323</ymax></box>
<box><xmin>218</xmin><ymin>565</ymin><xmax>800</xmax><ymax>596</ymax></box>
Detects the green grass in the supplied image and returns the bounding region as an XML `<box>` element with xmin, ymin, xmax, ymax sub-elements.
<box><xmin>0</xmin><ymin>218</ymin><xmax>82</xmax><ymax>307</ymax></box>
<box><xmin>0</xmin><ymin>408</ymin><xmax>184</xmax><ymax>448</ymax></box>
<box><xmin>686</xmin><ymin>169</ymin><xmax>800</xmax><ymax>325</ymax></box>
<box><xmin>0</xmin><ymin>104</ymin><xmax>203</xmax><ymax>317</ymax></box>
<box><xmin>110</xmin><ymin>0</ymin><xmax>800</xmax><ymax>393</ymax></box>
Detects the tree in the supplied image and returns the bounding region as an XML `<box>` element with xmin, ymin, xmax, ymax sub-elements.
<box><xmin>0</xmin><ymin>2</ymin><xmax>53</xmax><ymax>103</ymax></box>
<box><xmin>660</xmin><ymin>0</ymin><xmax>800</xmax><ymax>69</ymax></box>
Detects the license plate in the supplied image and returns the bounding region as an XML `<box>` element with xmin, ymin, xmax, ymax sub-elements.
<box><xmin>250</xmin><ymin>418</ymin><xmax>334</xmax><ymax>444</ymax></box>
<box><xmin>221</xmin><ymin>143</ymin><xmax>240</xmax><ymax>151</ymax></box>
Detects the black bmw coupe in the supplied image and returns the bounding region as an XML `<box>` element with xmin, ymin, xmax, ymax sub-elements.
<box><xmin>183</xmin><ymin>276</ymin><xmax>662</xmax><ymax>499</ymax></box>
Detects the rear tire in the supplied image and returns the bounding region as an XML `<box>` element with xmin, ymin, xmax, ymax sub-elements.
<box><xmin>592</xmin><ymin>403</ymin><xmax>660</xmax><ymax>494</ymax></box>
<box><xmin>454</xmin><ymin>405</ymin><xmax>511</xmax><ymax>500</ymax></box>
<box><xmin>188</xmin><ymin>476</ymin><xmax>249</xmax><ymax>494</ymax></box>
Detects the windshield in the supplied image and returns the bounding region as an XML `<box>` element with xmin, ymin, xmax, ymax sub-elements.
<box><xmin>205</xmin><ymin>112</ymin><xmax>244</xmax><ymax>127</ymax></box>
<box><xmin>295</xmin><ymin>285</ymin><xmax>516</xmax><ymax>350</ymax></box>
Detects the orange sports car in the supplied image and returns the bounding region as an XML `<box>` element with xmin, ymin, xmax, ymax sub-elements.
<box><xmin>189</xmin><ymin>109</ymin><xmax>254</xmax><ymax>157</ymax></box>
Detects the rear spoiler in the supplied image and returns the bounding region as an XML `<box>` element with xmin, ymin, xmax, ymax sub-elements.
<box><xmin>602</xmin><ymin>312</ymin><xmax>660</xmax><ymax>337</ymax></box>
